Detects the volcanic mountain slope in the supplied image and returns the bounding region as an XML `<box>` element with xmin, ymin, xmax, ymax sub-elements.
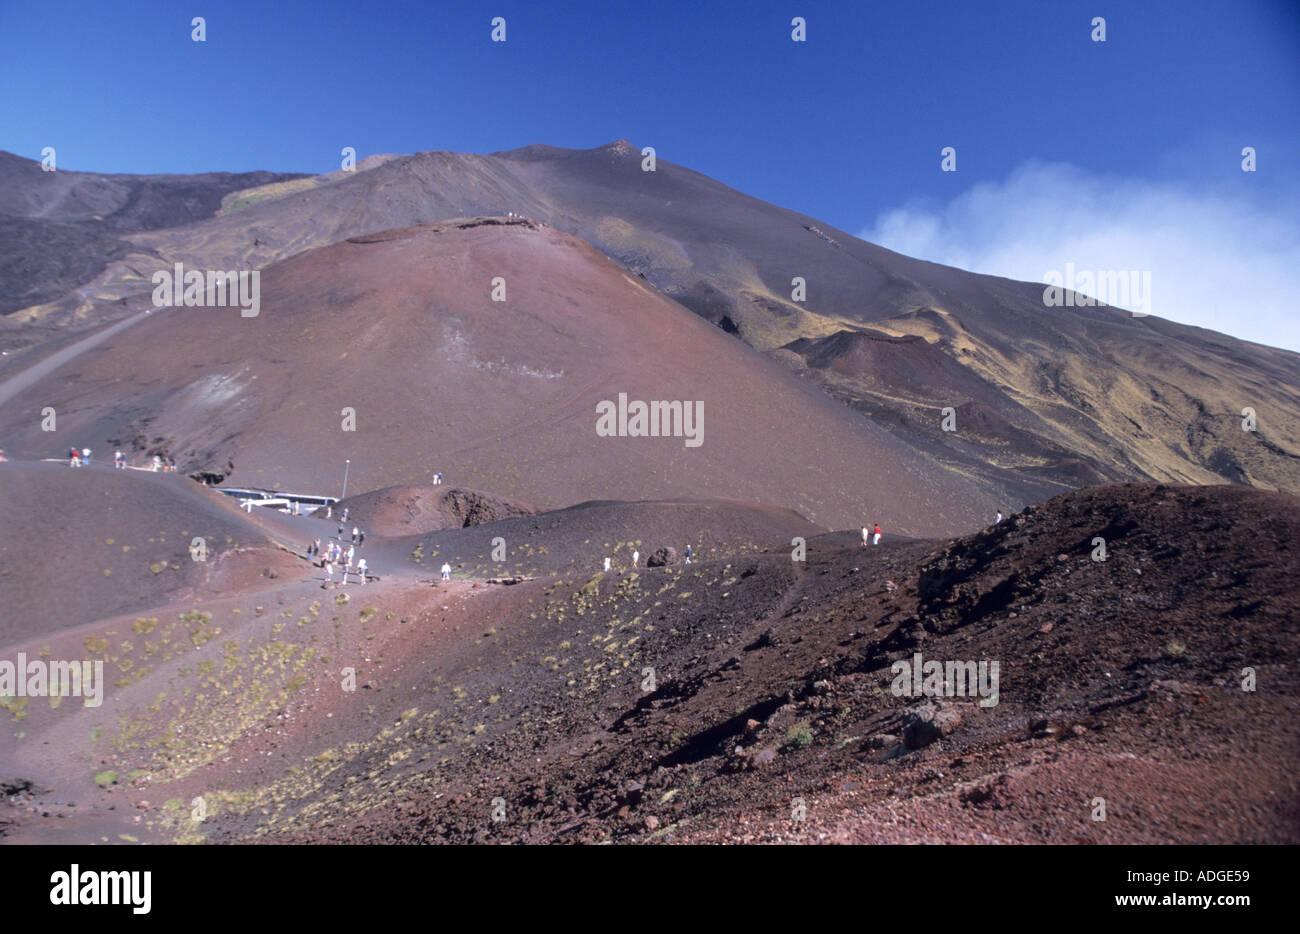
<box><xmin>0</xmin><ymin>150</ymin><xmax>305</xmax><ymax>317</ymax></box>
<box><xmin>5</xmin><ymin>481</ymin><xmax>1290</xmax><ymax>845</ymax></box>
<box><xmin>254</xmin><ymin>483</ymin><xmax>1300</xmax><ymax>845</ymax></box>
<box><xmin>0</xmin><ymin>486</ymin><xmax>823</xmax><ymax>843</ymax></box>
<box><xmin>0</xmin><ymin>218</ymin><xmax>1047</xmax><ymax>535</ymax></box>
<box><xmin>0</xmin><ymin>462</ymin><xmax>298</xmax><ymax>644</ymax></box>
<box><xmin>4</xmin><ymin>141</ymin><xmax>1297</xmax><ymax>495</ymax></box>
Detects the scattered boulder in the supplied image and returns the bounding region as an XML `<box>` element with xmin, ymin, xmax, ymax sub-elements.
<box><xmin>0</xmin><ymin>776</ymin><xmax>47</xmax><ymax>797</ymax></box>
<box><xmin>1029</xmin><ymin>716</ymin><xmax>1060</xmax><ymax>737</ymax></box>
<box><xmin>961</xmin><ymin>774</ymin><xmax>1012</xmax><ymax>810</ymax></box>
<box><xmin>902</xmin><ymin>703</ymin><xmax>963</xmax><ymax>748</ymax></box>
<box><xmin>646</xmin><ymin>547</ymin><xmax>678</xmax><ymax>567</ymax></box>
<box><xmin>865</xmin><ymin>733</ymin><xmax>898</xmax><ymax>750</ymax></box>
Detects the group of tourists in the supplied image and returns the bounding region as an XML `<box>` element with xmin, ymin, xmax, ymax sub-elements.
<box><xmin>310</xmin><ymin>523</ymin><xmax>368</xmax><ymax>586</ymax></box>
<box><xmin>70</xmin><ymin>448</ymin><xmax>177</xmax><ymax>471</ymax></box>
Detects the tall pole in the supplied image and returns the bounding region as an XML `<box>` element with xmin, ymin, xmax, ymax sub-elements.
<box><xmin>341</xmin><ymin>459</ymin><xmax>350</xmax><ymax>501</ymax></box>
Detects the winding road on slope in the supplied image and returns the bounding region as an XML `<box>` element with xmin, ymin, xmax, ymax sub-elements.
<box><xmin>0</xmin><ymin>307</ymin><xmax>159</xmax><ymax>408</ymax></box>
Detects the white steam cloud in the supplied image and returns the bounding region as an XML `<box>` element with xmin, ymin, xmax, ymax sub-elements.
<box><xmin>863</xmin><ymin>161</ymin><xmax>1300</xmax><ymax>353</ymax></box>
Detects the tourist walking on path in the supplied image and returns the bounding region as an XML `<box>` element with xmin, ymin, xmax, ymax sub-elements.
<box><xmin>872</xmin><ymin>524</ymin><xmax>882</xmax><ymax>545</ymax></box>
<box><xmin>441</xmin><ymin>562</ymin><xmax>452</xmax><ymax>581</ymax></box>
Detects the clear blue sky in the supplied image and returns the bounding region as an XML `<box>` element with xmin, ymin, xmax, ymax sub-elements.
<box><xmin>2</xmin><ymin>0</ymin><xmax>1295</xmax><ymax>233</ymax></box>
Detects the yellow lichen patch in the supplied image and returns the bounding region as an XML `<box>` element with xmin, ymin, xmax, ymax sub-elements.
<box><xmin>1</xmin><ymin>696</ymin><xmax>29</xmax><ymax>720</ymax></box>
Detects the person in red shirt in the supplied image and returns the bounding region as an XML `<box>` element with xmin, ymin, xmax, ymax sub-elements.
<box><xmin>872</xmin><ymin>524</ymin><xmax>882</xmax><ymax>545</ymax></box>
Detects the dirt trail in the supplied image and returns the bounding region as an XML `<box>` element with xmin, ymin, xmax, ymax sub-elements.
<box><xmin>0</xmin><ymin>307</ymin><xmax>158</xmax><ymax>407</ymax></box>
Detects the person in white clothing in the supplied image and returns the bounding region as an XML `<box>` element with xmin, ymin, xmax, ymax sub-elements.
<box><xmin>441</xmin><ymin>562</ymin><xmax>452</xmax><ymax>581</ymax></box>
<box><xmin>603</xmin><ymin>556</ymin><xmax>611</xmax><ymax>572</ymax></box>
<box><xmin>862</xmin><ymin>527</ymin><xmax>869</xmax><ymax>548</ymax></box>
<box><xmin>631</xmin><ymin>550</ymin><xmax>639</xmax><ymax>567</ymax></box>
<box><xmin>357</xmin><ymin>557</ymin><xmax>368</xmax><ymax>584</ymax></box>
<box><xmin>995</xmin><ymin>511</ymin><xmax>1003</xmax><ymax>525</ymax></box>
